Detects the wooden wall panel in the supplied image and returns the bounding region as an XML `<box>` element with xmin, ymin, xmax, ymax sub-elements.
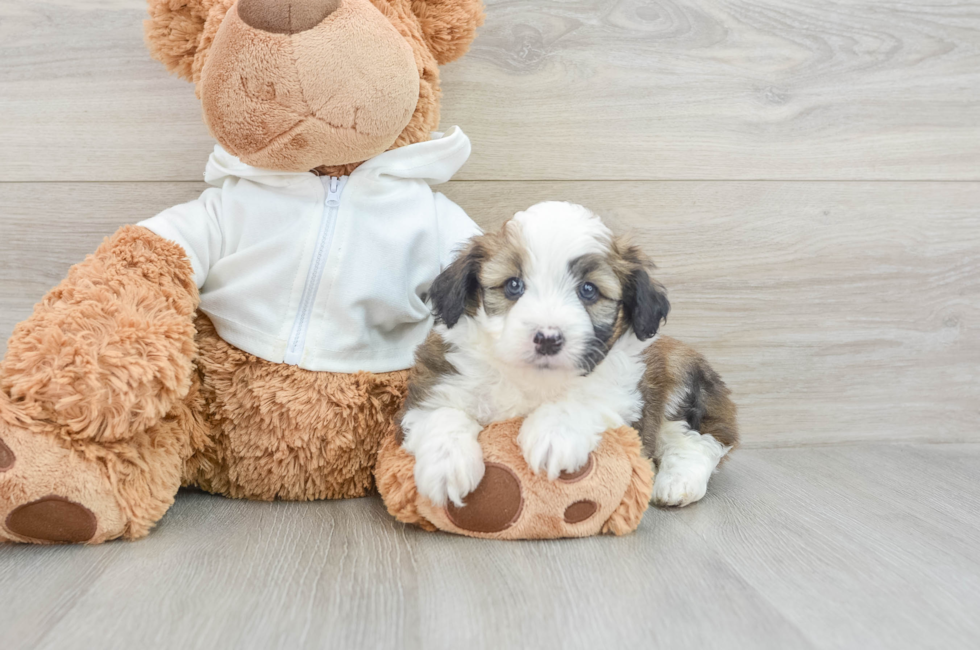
<box><xmin>2</xmin><ymin>181</ymin><xmax>977</xmax><ymax>446</ymax></box>
<box><xmin>1</xmin><ymin>0</ymin><xmax>978</xmax><ymax>181</ymax></box>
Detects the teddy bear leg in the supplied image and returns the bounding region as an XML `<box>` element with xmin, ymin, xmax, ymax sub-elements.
<box><xmin>0</xmin><ymin>385</ymin><xmax>203</xmax><ymax>544</ymax></box>
<box><xmin>0</xmin><ymin>226</ymin><xmax>200</xmax><ymax>543</ymax></box>
<box><xmin>0</xmin><ymin>415</ymin><xmax>127</xmax><ymax>544</ymax></box>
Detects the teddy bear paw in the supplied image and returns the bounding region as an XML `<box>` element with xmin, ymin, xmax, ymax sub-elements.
<box><xmin>0</xmin><ymin>423</ymin><xmax>126</xmax><ymax>544</ymax></box>
<box><xmin>442</xmin><ymin>453</ymin><xmax>604</xmax><ymax>536</ymax></box>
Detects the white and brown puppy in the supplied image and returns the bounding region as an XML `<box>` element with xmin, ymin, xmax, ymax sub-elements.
<box><xmin>400</xmin><ymin>202</ymin><xmax>738</xmax><ymax>509</ymax></box>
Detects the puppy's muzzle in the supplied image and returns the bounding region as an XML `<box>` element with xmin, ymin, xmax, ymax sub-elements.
<box><xmin>533</xmin><ymin>330</ymin><xmax>565</xmax><ymax>356</ymax></box>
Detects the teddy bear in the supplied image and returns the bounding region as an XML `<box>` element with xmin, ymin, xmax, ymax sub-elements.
<box><xmin>0</xmin><ymin>0</ymin><xmax>486</xmax><ymax>544</ymax></box>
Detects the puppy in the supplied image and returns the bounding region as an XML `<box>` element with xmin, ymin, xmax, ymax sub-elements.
<box><xmin>400</xmin><ymin>202</ymin><xmax>738</xmax><ymax>509</ymax></box>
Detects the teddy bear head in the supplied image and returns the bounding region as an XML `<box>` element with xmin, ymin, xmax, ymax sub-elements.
<box><xmin>145</xmin><ymin>0</ymin><xmax>483</xmax><ymax>173</ymax></box>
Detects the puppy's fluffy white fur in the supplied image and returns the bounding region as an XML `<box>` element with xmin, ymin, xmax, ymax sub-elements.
<box><xmin>401</xmin><ymin>202</ymin><xmax>736</xmax><ymax>508</ymax></box>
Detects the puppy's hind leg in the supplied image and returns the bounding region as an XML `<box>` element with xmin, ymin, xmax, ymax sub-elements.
<box><xmin>644</xmin><ymin>344</ymin><xmax>739</xmax><ymax>507</ymax></box>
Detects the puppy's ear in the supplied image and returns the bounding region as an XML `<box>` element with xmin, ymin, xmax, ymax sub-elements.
<box><xmin>614</xmin><ymin>238</ymin><xmax>670</xmax><ymax>340</ymax></box>
<box><xmin>429</xmin><ymin>241</ymin><xmax>485</xmax><ymax>328</ymax></box>
<box><xmin>624</xmin><ymin>268</ymin><xmax>670</xmax><ymax>340</ymax></box>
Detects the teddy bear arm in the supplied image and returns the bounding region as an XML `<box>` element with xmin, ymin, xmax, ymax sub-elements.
<box><xmin>1</xmin><ymin>225</ymin><xmax>200</xmax><ymax>444</ymax></box>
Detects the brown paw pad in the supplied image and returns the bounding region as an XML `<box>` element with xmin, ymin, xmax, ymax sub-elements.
<box><xmin>447</xmin><ymin>463</ymin><xmax>524</xmax><ymax>533</ymax></box>
<box><xmin>564</xmin><ymin>500</ymin><xmax>598</xmax><ymax>524</ymax></box>
<box><xmin>0</xmin><ymin>438</ymin><xmax>14</xmax><ymax>472</ymax></box>
<box><xmin>5</xmin><ymin>495</ymin><xmax>98</xmax><ymax>543</ymax></box>
<box><xmin>558</xmin><ymin>454</ymin><xmax>594</xmax><ymax>483</ymax></box>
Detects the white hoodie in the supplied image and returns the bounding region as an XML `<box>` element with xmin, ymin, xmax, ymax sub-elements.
<box><xmin>139</xmin><ymin>127</ymin><xmax>479</xmax><ymax>373</ymax></box>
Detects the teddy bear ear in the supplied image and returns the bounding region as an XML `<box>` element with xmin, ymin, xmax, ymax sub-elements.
<box><xmin>144</xmin><ymin>0</ymin><xmax>232</xmax><ymax>81</ymax></box>
<box><xmin>411</xmin><ymin>0</ymin><xmax>486</xmax><ymax>66</ymax></box>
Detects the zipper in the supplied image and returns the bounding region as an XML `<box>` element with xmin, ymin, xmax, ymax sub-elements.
<box><xmin>283</xmin><ymin>175</ymin><xmax>348</xmax><ymax>365</ymax></box>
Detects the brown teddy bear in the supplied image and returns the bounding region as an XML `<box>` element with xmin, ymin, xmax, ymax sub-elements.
<box><xmin>0</xmin><ymin>0</ymin><xmax>485</xmax><ymax>544</ymax></box>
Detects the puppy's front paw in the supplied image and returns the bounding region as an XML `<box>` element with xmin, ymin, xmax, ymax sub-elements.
<box><xmin>518</xmin><ymin>408</ymin><xmax>599</xmax><ymax>480</ymax></box>
<box><xmin>652</xmin><ymin>466</ymin><xmax>709</xmax><ymax>507</ymax></box>
<box><xmin>412</xmin><ymin>433</ymin><xmax>485</xmax><ymax>508</ymax></box>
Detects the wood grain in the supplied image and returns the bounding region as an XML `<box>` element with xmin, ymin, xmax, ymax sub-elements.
<box><xmin>1</xmin><ymin>445</ymin><xmax>979</xmax><ymax>650</ymax></box>
<box><xmin>1</xmin><ymin>181</ymin><xmax>978</xmax><ymax>447</ymax></box>
<box><xmin>1</xmin><ymin>0</ymin><xmax>979</xmax><ymax>181</ymax></box>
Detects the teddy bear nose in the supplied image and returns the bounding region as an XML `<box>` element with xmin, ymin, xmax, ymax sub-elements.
<box><xmin>238</xmin><ymin>0</ymin><xmax>342</xmax><ymax>35</ymax></box>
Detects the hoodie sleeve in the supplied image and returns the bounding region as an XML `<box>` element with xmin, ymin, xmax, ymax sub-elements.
<box><xmin>137</xmin><ymin>187</ymin><xmax>223</xmax><ymax>288</ymax></box>
<box><xmin>434</xmin><ymin>192</ymin><xmax>481</xmax><ymax>269</ymax></box>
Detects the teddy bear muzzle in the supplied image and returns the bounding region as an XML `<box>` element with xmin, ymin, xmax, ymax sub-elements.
<box><xmin>199</xmin><ymin>0</ymin><xmax>421</xmax><ymax>172</ymax></box>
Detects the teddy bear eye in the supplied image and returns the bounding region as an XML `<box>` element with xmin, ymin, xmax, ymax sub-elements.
<box><xmin>504</xmin><ymin>277</ymin><xmax>525</xmax><ymax>300</ymax></box>
<box><xmin>578</xmin><ymin>282</ymin><xmax>599</xmax><ymax>303</ymax></box>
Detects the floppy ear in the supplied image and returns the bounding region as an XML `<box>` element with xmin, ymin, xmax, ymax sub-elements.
<box><xmin>411</xmin><ymin>0</ymin><xmax>486</xmax><ymax>65</ymax></box>
<box><xmin>613</xmin><ymin>238</ymin><xmax>670</xmax><ymax>340</ymax></box>
<box><xmin>144</xmin><ymin>0</ymin><xmax>233</xmax><ymax>82</ymax></box>
<box><xmin>429</xmin><ymin>241</ymin><xmax>485</xmax><ymax>328</ymax></box>
<box><xmin>624</xmin><ymin>268</ymin><xmax>670</xmax><ymax>340</ymax></box>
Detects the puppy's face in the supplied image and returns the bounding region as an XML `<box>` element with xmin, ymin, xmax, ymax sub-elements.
<box><xmin>430</xmin><ymin>202</ymin><xmax>670</xmax><ymax>374</ymax></box>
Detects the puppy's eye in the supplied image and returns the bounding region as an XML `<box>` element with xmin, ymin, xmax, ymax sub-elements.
<box><xmin>578</xmin><ymin>282</ymin><xmax>599</xmax><ymax>303</ymax></box>
<box><xmin>503</xmin><ymin>277</ymin><xmax>525</xmax><ymax>300</ymax></box>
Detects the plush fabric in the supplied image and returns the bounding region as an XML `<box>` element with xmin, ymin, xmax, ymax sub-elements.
<box><xmin>200</xmin><ymin>0</ymin><xmax>423</xmax><ymax>170</ymax></box>
<box><xmin>237</xmin><ymin>0</ymin><xmax>343</xmax><ymax>35</ymax></box>
<box><xmin>185</xmin><ymin>315</ymin><xmax>409</xmax><ymax>501</ymax></box>
<box><xmin>376</xmin><ymin>419</ymin><xmax>655</xmax><ymax>539</ymax></box>
<box><xmin>410</xmin><ymin>0</ymin><xmax>485</xmax><ymax>66</ymax></box>
<box><xmin>144</xmin><ymin>0</ymin><xmax>231</xmax><ymax>82</ymax></box>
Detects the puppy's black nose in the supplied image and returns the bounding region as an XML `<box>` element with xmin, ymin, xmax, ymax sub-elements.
<box><xmin>534</xmin><ymin>331</ymin><xmax>564</xmax><ymax>356</ymax></box>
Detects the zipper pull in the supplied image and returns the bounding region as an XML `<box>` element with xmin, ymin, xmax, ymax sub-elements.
<box><xmin>326</xmin><ymin>176</ymin><xmax>343</xmax><ymax>207</ymax></box>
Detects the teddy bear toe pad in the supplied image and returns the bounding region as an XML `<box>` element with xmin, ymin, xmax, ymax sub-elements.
<box><xmin>446</xmin><ymin>463</ymin><xmax>524</xmax><ymax>533</ymax></box>
<box><xmin>0</xmin><ymin>438</ymin><xmax>14</xmax><ymax>472</ymax></box>
<box><xmin>5</xmin><ymin>496</ymin><xmax>97</xmax><ymax>544</ymax></box>
<box><xmin>557</xmin><ymin>454</ymin><xmax>594</xmax><ymax>483</ymax></box>
<box><xmin>563</xmin><ymin>500</ymin><xmax>599</xmax><ymax>524</ymax></box>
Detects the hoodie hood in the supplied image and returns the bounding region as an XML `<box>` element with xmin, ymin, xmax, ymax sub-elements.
<box><xmin>204</xmin><ymin>127</ymin><xmax>471</xmax><ymax>187</ymax></box>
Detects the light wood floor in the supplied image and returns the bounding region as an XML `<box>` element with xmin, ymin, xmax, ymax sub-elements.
<box><xmin>1</xmin><ymin>0</ymin><xmax>979</xmax><ymax>648</ymax></box>
<box><xmin>2</xmin><ymin>445</ymin><xmax>979</xmax><ymax>650</ymax></box>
